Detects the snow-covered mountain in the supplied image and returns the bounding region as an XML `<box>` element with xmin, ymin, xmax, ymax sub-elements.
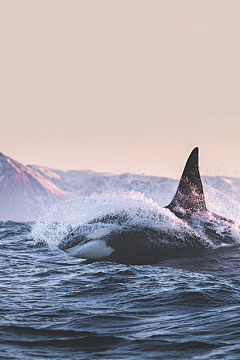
<box><xmin>1</xmin><ymin>152</ymin><xmax>240</xmax><ymax>222</ymax></box>
<box><xmin>0</xmin><ymin>153</ymin><xmax>66</xmax><ymax>222</ymax></box>
<box><xmin>29</xmin><ymin>164</ymin><xmax>178</xmax><ymax>205</ymax></box>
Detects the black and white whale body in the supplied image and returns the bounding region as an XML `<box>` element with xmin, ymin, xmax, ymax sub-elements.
<box><xmin>59</xmin><ymin>148</ymin><xmax>240</xmax><ymax>264</ymax></box>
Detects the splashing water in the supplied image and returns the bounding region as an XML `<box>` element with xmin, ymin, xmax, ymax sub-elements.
<box><xmin>32</xmin><ymin>191</ymin><xmax>204</xmax><ymax>247</ymax></box>
<box><xmin>32</xmin><ymin>190</ymin><xmax>238</xmax><ymax>256</ymax></box>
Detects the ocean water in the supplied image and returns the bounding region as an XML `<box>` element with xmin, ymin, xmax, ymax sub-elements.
<box><xmin>2</xmin><ymin>192</ymin><xmax>240</xmax><ymax>359</ymax></box>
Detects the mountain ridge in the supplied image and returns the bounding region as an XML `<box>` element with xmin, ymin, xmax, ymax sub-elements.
<box><xmin>1</xmin><ymin>152</ymin><xmax>240</xmax><ymax>222</ymax></box>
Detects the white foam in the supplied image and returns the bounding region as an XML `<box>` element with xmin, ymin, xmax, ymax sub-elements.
<box><xmin>31</xmin><ymin>191</ymin><xmax>194</xmax><ymax>249</ymax></box>
<box><xmin>31</xmin><ymin>190</ymin><xmax>240</xmax><ymax>252</ymax></box>
<box><xmin>64</xmin><ymin>240</ymin><xmax>114</xmax><ymax>259</ymax></box>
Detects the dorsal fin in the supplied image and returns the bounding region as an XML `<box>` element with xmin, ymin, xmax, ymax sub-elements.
<box><xmin>166</xmin><ymin>147</ymin><xmax>207</xmax><ymax>214</ymax></box>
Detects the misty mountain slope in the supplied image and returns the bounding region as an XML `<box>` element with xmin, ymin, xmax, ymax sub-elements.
<box><xmin>0</xmin><ymin>153</ymin><xmax>67</xmax><ymax>222</ymax></box>
<box><xmin>28</xmin><ymin>165</ymin><xmax>73</xmax><ymax>194</ymax></box>
<box><xmin>31</xmin><ymin>166</ymin><xmax>179</xmax><ymax>205</ymax></box>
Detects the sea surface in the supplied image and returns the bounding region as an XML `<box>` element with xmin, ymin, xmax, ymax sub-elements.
<box><xmin>2</xmin><ymin>193</ymin><xmax>240</xmax><ymax>359</ymax></box>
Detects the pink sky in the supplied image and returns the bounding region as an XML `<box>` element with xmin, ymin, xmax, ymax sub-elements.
<box><xmin>1</xmin><ymin>0</ymin><xmax>240</xmax><ymax>179</ymax></box>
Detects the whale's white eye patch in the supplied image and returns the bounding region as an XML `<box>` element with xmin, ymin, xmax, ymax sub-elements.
<box><xmin>86</xmin><ymin>227</ymin><xmax>113</xmax><ymax>240</ymax></box>
<box><xmin>64</xmin><ymin>240</ymin><xmax>114</xmax><ymax>259</ymax></box>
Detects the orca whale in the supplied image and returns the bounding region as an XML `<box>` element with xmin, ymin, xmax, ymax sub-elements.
<box><xmin>59</xmin><ymin>148</ymin><xmax>240</xmax><ymax>264</ymax></box>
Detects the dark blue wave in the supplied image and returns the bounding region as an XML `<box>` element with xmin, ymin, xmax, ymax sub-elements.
<box><xmin>1</xmin><ymin>221</ymin><xmax>240</xmax><ymax>359</ymax></box>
